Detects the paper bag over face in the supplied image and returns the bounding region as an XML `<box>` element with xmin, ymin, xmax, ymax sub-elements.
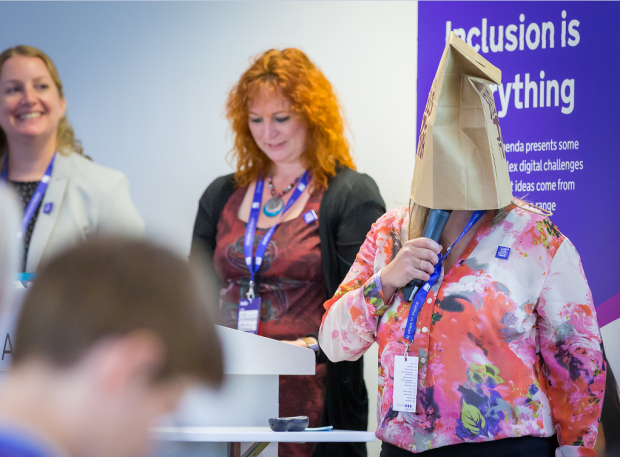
<box><xmin>411</xmin><ymin>32</ymin><xmax>513</xmax><ymax>210</ymax></box>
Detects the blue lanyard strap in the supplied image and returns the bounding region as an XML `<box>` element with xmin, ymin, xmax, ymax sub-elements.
<box><xmin>1</xmin><ymin>153</ymin><xmax>56</xmax><ymax>240</ymax></box>
<box><xmin>16</xmin><ymin>273</ymin><xmax>36</xmax><ymax>281</ymax></box>
<box><xmin>244</xmin><ymin>170</ymin><xmax>310</xmax><ymax>299</ymax></box>
<box><xmin>16</xmin><ymin>273</ymin><xmax>36</xmax><ymax>288</ymax></box>
<box><xmin>403</xmin><ymin>210</ymin><xmax>485</xmax><ymax>354</ymax></box>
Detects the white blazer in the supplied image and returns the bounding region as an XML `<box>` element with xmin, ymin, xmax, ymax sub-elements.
<box><xmin>26</xmin><ymin>152</ymin><xmax>144</xmax><ymax>272</ymax></box>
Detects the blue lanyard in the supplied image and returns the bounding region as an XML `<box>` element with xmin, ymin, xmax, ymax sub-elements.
<box><xmin>244</xmin><ymin>171</ymin><xmax>310</xmax><ymax>299</ymax></box>
<box><xmin>16</xmin><ymin>272</ymin><xmax>36</xmax><ymax>287</ymax></box>
<box><xmin>403</xmin><ymin>210</ymin><xmax>485</xmax><ymax>354</ymax></box>
<box><xmin>1</xmin><ymin>153</ymin><xmax>55</xmax><ymax>240</ymax></box>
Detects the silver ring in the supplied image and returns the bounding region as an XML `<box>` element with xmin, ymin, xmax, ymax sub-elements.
<box><xmin>420</xmin><ymin>260</ymin><xmax>424</xmax><ymax>270</ymax></box>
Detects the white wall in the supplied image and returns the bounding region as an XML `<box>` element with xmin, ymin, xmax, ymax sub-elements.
<box><xmin>0</xmin><ymin>1</ymin><xmax>418</xmax><ymax>250</ymax></box>
<box><xmin>0</xmin><ymin>2</ymin><xmax>418</xmax><ymax>455</ymax></box>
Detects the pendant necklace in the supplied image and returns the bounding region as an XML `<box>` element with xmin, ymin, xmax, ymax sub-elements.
<box><xmin>263</xmin><ymin>173</ymin><xmax>303</xmax><ymax>217</ymax></box>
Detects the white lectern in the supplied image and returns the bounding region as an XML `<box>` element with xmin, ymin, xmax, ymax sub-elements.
<box><xmin>153</xmin><ymin>325</ymin><xmax>318</xmax><ymax>457</ymax></box>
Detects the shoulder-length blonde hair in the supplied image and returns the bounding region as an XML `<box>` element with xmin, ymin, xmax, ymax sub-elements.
<box><xmin>0</xmin><ymin>45</ymin><xmax>83</xmax><ymax>157</ymax></box>
<box><xmin>226</xmin><ymin>48</ymin><xmax>355</xmax><ymax>189</ymax></box>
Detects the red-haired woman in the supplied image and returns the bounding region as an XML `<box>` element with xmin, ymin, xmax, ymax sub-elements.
<box><xmin>191</xmin><ymin>48</ymin><xmax>385</xmax><ymax>457</ymax></box>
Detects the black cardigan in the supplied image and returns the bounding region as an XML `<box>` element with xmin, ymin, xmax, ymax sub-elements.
<box><xmin>190</xmin><ymin>166</ymin><xmax>386</xmax><ymax>457</ymax></box>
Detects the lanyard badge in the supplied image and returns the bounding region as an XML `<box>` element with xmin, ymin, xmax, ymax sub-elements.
<box><xmin>238</xmin><ymin>171</ymin><xmax>310</xmax><ymax>334</ymax></box>
<box><xmin>1</xmin><ymin>154</ymin><xmax>56</xmax><ymax>240</ymax></box>
<box><xmin>393</xmin><ymin>210</ymin><xmax>485</xmax><ymax>413</ymax></box>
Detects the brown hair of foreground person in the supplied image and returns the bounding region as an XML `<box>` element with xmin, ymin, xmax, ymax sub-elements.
<box><xmin>14</xmin><ymin>237</ymin><xmax>223</xmax><ymax>384</ymax></box>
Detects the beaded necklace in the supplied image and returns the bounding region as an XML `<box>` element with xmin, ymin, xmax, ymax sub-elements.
<box><xmin>263</xmin><ymin>173</ymin><xmax>304</xmax><ymax>217</ymax></box>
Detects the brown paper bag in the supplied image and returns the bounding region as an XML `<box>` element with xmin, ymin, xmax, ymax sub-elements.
<box><xmin>411</xmin><ymin>32</ymin><xmax>513</xmax><ymax>210</ymax></box>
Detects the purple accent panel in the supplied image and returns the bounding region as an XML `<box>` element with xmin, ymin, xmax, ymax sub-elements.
<box><xmin>418</xmin><ymin>2</ymin><xmax>620</xmax><ymax>310</ymax></box>
<box><xmin>596</xmin><ymin>293</ymin><xmax>620</xmax><ymax>328</ymax></box>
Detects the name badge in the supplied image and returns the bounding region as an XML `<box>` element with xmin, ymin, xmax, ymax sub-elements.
<box><xmin>303</xmin><ymin>210</ymin><xmax>318</xmax><ymax>224</ymax></box>
<box><xmin>495</xmin><ymin>246</ymin><xmax>511</xmax><ymax>260</ymax></box>
<box><xmin>393</xmin><ymin>355</ymin><xmax>419</xmax><ymax>412</ymax></box>
<box><xmin>237</xmin><ymin>297</ymin><xmax>261</xmax><ymax>334</ymax></box>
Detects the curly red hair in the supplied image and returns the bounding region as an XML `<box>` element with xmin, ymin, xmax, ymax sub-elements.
<box><xmin>226</xmin><ymin>48</ymin><xmax>355</xmax><ymax>189</ymax></box>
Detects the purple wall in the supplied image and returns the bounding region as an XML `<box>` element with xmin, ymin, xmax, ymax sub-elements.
<box><xmin>418</xmin><ymin>2</ymin><xmax>620</xmax><ymax>323</ymax></box>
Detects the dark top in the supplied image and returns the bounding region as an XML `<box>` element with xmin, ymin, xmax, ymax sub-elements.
<box><xmin>381</xmin><ymin>435</ymin><xmax>558</xmax><ymax>457</ymax></box>
<box><xmin>9</xmin><ymin>181</ymin><xmax>43</xmax><ymax>272</ymax></box>
<box><xmin>191</xmin><ymin>166</ymin><xmax>386</xmax><ymax>457</ymax></box>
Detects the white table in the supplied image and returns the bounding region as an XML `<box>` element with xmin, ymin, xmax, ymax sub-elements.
<box><xmin>152</xmin><ymin>426</ymin><xmax>376</xmax><ymax>457</ymax></box>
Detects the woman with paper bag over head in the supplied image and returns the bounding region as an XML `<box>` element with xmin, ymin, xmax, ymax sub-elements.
<box><xmin>319</xmin><ymin>33</ymin><xmax>605</xmax><ymax>456</ymax></box>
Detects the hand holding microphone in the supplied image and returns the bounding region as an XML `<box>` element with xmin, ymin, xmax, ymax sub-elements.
<box><xmin>379</xmin><ymin>209</ymin><xmax>451</xmax><ymax>304</ymax></box>
<box><xmin>379</xmin><ymin>237</ymin><xmax>442</xmax><ymax>305</ymax></box>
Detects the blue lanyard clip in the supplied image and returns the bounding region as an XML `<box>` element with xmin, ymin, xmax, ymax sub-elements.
<box><xmin>247</xmin><ymin>280</ymin><xmax>256</xmax><ymax>300</ymax></box>
<box><xmin>404</xmin><ymin>340</ymin><xmax>412</xmax><ymax>358</ymax></box>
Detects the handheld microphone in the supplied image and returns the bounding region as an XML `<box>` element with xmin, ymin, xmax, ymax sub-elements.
<box><xmin>402</xmin><ymin>209</ymin><xmax>452</xmax><ymax>302</ymax></box>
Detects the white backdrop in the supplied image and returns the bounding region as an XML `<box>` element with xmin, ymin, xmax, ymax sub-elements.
<box><xmin>0</xmin><ymin>1</ymin><xmax>418</xmax><ymax>252</ymax></box>
<box><xmin>0</xmin><ymin>2</ymin><xmax>418</xmax><ymax>455</ymax></box>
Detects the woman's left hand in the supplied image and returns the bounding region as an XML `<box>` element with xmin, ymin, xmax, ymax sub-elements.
<box><xmin>282</xmin><ymin>339</ymin><xmax>307</xmax><ymax>347</ymax></box>
<box><xmin>281</xmin><ymin>337</ymin><xmax>317</xmax><ymax>348</ymax></box>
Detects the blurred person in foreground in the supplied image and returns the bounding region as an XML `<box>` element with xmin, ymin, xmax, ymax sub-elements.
<box><xmin>320</xmin><ymin>34</ymin><xmax>605</xmax><ymax>456</ymax></box>
<box><xmin>0</xmin><ymin>238</ymin><xmax>223</xmax><ymax>457</ymax></box>
<box><xmin>191</xmin><ymin>48</ymin><xmax>385</xmax><ymax>457</ymax></box>
<box><xmin>0</xmin><ymin>184</ymin><xmax>20</xmax><ymax>312</ymax></box>
<box><xmin>0</xmin><ymin>45</ymin><xmax>143</xmax><ymax>274</ymax></box>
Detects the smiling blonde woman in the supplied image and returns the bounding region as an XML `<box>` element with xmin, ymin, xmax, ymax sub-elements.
<box><xmin>0</xmin><ymin>45</ymin><xmax>144</xmax><ymax>272</ymax></box>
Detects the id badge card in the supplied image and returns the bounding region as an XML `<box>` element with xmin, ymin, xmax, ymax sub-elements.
<box><xmin>393</xmin><ymin>355</ymin><xmax>419</xmax><ymax>412</ymax></box>
<box><xmin>238</xmin><ymin>297</ymin><xmax>261</xmax><ymax>334</ymax></box>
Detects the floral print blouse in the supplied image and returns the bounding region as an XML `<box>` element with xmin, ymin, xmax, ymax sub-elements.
<box><xmin>319</xmin><ymin>201</ymin><xmax>605</xmax><ymax>456</ymax></box>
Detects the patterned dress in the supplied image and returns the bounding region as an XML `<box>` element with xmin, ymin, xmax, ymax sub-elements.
<box><xmin>214</xmin><ymin>186</ymin><xmax>326</xmax><ymax>457</ymax></box>
<box><xmin>319</xmin><ymin>200</ymin><xmax>605</xmax><ymax>456</ymax></box>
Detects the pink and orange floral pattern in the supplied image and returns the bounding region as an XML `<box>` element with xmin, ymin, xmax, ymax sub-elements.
<box><xmin>319</xmin><ymin>201</ymin><xmax>605</xmax><ymax>456</ymax></box>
